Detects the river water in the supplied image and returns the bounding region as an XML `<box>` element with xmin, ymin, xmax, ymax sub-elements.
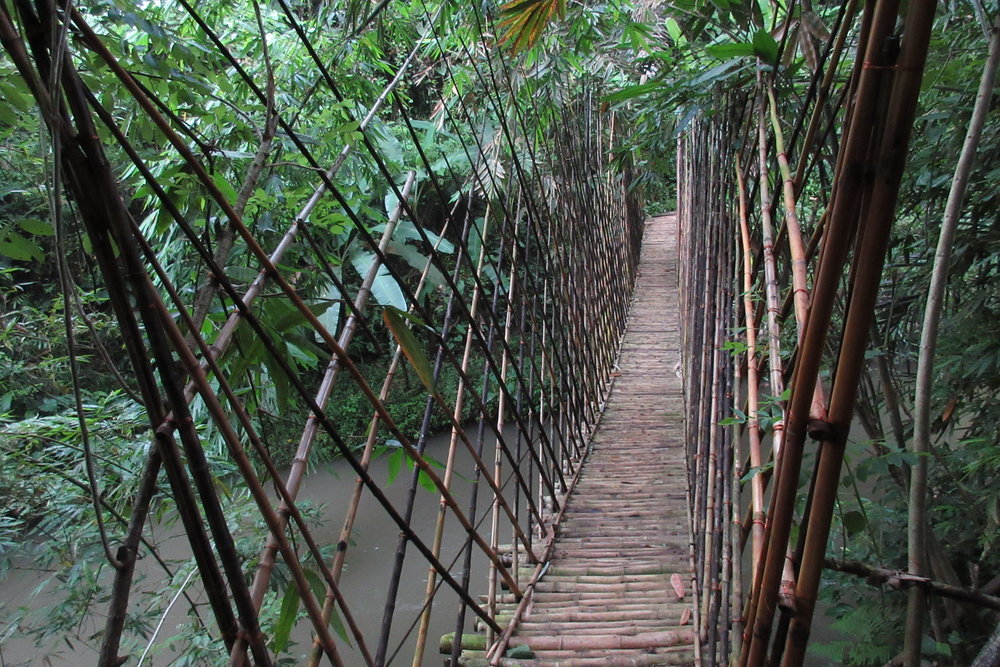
<box><xmin>0</xmin><ymin>425</ymin><xmax>532</xmax><ymax>665</ymax></box>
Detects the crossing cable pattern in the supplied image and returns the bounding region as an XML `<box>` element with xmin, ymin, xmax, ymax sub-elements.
<box><xmin>677</xmin><ymin>1</ymin><xmax>938</xmax><ymax>664</ymax></box>
<box><xmin>1</xmin><ymin>1</ymin><xmax>644</xmax><ymax>665</ymax></box>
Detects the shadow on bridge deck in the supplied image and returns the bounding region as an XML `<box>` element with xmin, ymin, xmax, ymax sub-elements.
<box><xmin>494</xmin><ymin>214</ymin><xmax>697</xmax><ymax>666</ymax></box>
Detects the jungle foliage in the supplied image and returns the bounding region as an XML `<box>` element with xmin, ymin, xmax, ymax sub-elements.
<box><xmin>0</xmin><ymin>0</ymin><xmax>998</xmax><ymax>664</ymax></box>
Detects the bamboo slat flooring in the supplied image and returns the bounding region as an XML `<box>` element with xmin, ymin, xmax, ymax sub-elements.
<box><xmin>502</xmin><ymin>215</ymin><xmax>695</xmax><ymax>666</ymax></box>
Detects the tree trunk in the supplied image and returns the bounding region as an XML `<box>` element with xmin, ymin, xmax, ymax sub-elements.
<box><xmin>972</xmin><ymin>621</ymin><xmax>1000</xmax><ymax>667</ymax></box>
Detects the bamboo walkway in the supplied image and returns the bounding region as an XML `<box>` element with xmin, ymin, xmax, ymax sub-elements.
<box><xmin>501</xmin><ymin>214</ymin><xmax>696</xmax><ymax>666</ymax></box>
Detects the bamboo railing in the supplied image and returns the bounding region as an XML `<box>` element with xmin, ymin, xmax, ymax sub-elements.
<box><xmin>678</xmin><ymin>1</ymin><xmax>939</xmax><ymax>665</ymax></box>
<box><xmin>1</xmin><ymin>1</ymin><xmax>645</xmax><ymax>665</ymax></box>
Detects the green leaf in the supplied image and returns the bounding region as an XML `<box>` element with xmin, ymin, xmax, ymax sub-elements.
<box><xmin>350</xmin><ymin>250</ymin><xmax>406</xmax><ymax>310</ymax></box>
<box><xmin>685</xmin><ymin>61</ymin><xmax>743</xmax><ymax>88</ymax></box>
<box><xmin>211</xmin><ymin>171</ymin><xmax>239</xmax><ymax>204</ymax></box>
<box><xmin>740</xmin><ymin>462</ymin><xmax>774</xmax><ymax>483</ymax></box>
<box><xmin>0</xmin><ymin>232</ymin><xmax>43</xmax><ymax>262</ymax></box>
<box><xmin>329</xmin><ymin>606</ymin><xmax>350</xmax><ymax>645</ymax></box>
<box><xmin>218</xmin><ymin>149</ymin><xmax>255</xmax><ymax>159</ymax></box>
<box><xmin>271</xmin><ymin>585</ymin><xmax>300</xmax><ymax>654</ymax></box>
<box><xmin>752</xmin><ymin>29</ymin><xmax>779</xmax><ymax>65</ymax></box>
<box><xmin>507</xmin><ymin>644</ymin><xmax>534</xmax><ymax>659</ymax></box>
<box><xmin>0</xmin><ymin>78</ymin><xmax>35</xmax><ymax>113</ymax></box>
<box><xmin>604</xmin><ymin>82</ymin><xmax>660</xmax><ymax>103</ymax></box>
<box><xmin>705</xmin><ymin>43</ymin><xmax>755</xmax><ymax>59</ymax></box>
<box><xmin>383</xmin><ymin>306</ymin><xmax>436</xmax><ymax>395</ymax></box>
<box><xmin>417</xmin><ymin>469</ymin><xmax>436</xmax><ymax>493</ymax></box>
<box><xmin>664</xmin><ymin>18</ymin><xmax>685</xmax><ymax>45</ymax></box>
<box><xmin>842</xmin><ymin>510</ymin><xmax>866</xmax><ymax>536</ymax></box>
<box><xmin>386</xmin><ymin>447</ymin><xmax>403</xmax><ymax>485</ymax></box>
<box><xmin>386</xmin><ymin>241</ymin><xmax>447</xmax><ymax>289</ymax></box>
<box><xmin>17</xmin><ymin>218</ymin><xmax>54</xmax><ymax>236</ymax></box>
<box><xmin>378</xmin><ymin>132</ymin><xmax>404</xmax><ymax>170</ymax></box>
<box><xmin>315</xmin><ymin>280</ymin><xmax>342</xmax><ymax>343</ymax></box>
<box><xmin>388</xmin><ymin>219</ymin><xmax>454</xmax><ymax>253</ymax></box>
<box><xmin>301</xmin><ymin>569</ymin><xmax>351</xmax><ymax>645</ymax></box>
<box><xmin>225</xmin><ymin>266</ymin><xmax>261</xmax><ymax>283</ymax></box>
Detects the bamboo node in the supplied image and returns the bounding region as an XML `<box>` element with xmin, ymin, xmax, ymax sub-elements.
<box><xmin>806</xmin><ymin>419</ymin><xmax>835</xmax><ymax>441</ymax></box>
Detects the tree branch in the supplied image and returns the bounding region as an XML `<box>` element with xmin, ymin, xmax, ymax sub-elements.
<box><xmin>825</xmin><ymin>559</ymin><xmax>1000</xmax><ymax>611</ymax></box>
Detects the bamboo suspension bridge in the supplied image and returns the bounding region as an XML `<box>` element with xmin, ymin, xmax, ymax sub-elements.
<box><xmin>3</xmin><ymin>0</ymin><xmax>979</xmax><ymax>665</ymax></box>
<box><xmin>493</xmin><ymin>215</ymin><xmax>695</xmax><ymax>666</ymax></box>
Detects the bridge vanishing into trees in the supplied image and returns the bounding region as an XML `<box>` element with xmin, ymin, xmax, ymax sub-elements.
<box><xmin>4</xmin><ymin>0</ymin><xmax>1000</xmax><ymax>664</ymax></box>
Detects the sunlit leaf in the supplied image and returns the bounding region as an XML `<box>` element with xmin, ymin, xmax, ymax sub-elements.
<box><xmin>705</xmin><ymin>42</ymin><xmax>755</xmax><ymax>59</ymax></box>
<box><xmin>498</xmin><ymin>0</ymin><xmax>566</xmax><ymax>52</ymax></box>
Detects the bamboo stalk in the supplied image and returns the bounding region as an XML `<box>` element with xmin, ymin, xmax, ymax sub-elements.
<box><xmin>767</xmin><ymin>83</ymin><xmax>830</xmax><ymax>427</ymax></box>
<box><xmin>735</xmin><ymin>160</ymin><xmax>767</xmax><ymax>576</ymax></box>
<box><xmin>738</xmin><ymin>0</ymin><xmax>896</xmax><ymax>653</ymax></box>
<box><xmin>247</xmin><ymin>172</ymin><xmax>417</xmax><ymax>613</ymax></box>
<box><xmin>905</xmin><ymin>13</ymin><xmax>1000</xmax><ymax>663</ymax></box>
<box><xmin>783</xmin><ymin>2</ymin><xmax>936</xmax><ymax>661</ymax></box>
<box><xmin>754</xmin><ymin>84</ymin><xmax>800</xmax><ymax>616</ymax></box>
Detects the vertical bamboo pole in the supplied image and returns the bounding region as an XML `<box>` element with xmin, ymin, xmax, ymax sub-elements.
<box><xmin>735</xmin><ymin>161</ymin><xmax>767</xmax><ymax>575</ymax></box>
<box><xmin>741</xmin><ymin>2</ymin><xmax>905</xmax><ymax>663</ymax></box>
<box><xmin>783</xmin><ymin>3</ymin><xmax>937</xmax><ymax>664</ymax></box>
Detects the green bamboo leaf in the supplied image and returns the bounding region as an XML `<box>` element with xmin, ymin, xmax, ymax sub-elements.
<box><xmin>302</xmin><ymin>569</ymin><xmax>351</xmax><ymax>644</ymax></box>
<box><xmin>17</xmin><ymin>218</ymin><xmax>54</xmax><ymax>236</ymax></box>
<box><xmin>752</xmin><ymin>29</ymin><xmax>779</xmax><ymax>65</ymax></box>
<box><xmin>386</xmin><ymin>447</ymin><xmax>403</xmax><ymax>485</ymax></box>
<box><xmin>705</xmin><ymin>43</ymin><xmax>755</xmax><ymax>59</ymax></box>
<box><xmin>0</xmin><ymin>232</ymin><xmax>43</xmax><ymax>263</ymax></box>
<box><xmin>603</xmin><ymin>82</ymin><xmax>660</xmax><ymax>103</ymax></box>
<box><xmin>211</xmin><ymin>171</ymin><xmax>238</xmax><ymax>204</ymax></box>
<box><xmin>664</xmin><ymin>18</ymin><xmax>685</xmax><ymax>45</ymax></box>
<box><xmin>272</xmin><ymin>586</ymin><xmax>300</xmax><ymax>654</ymax></box>
<box><xmin>417</xmin><ymin>469</ymin><xmax>436</xmax><ymax>493</ymax></box>
<box><xmin>262</xmin><ymin>347</ymin><xmax>292</xmax><ymax>412</ymax></box>
<box><xmin>685</xmin><ymin>61</ymin><xmax>743</xmax><ymax>88</ymax></box>
<box><xmin>329</xmin><ymin>606</ymin><xmax>350</xmax><ymax>645</ymax></box>
<box><xmin>383</xmin><ymin>306</ymin><xmax>436</xmax><ymax>394</ymax></box>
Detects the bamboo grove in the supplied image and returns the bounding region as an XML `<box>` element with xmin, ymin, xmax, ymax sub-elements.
<box><xmin>0</xmin><ymin>0</ymin><xmax>646</xmax><ymax>664</ymax></box>
<box><xmin>679</xmin><ymin>0</ymin><xmax>1000</xmax><ymax>664</ymax></box>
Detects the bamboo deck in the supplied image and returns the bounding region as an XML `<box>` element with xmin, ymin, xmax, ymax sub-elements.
<box><xmin>501</xmin><ymin>214</ymin><xmax>696</xmax><ymax>666</ymax></box>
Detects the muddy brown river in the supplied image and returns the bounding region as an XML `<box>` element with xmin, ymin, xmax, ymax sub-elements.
<box><xmin>0</xmin><ymin>425</ymin><xmax>532</xmax><ymax>665</ymax></box>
